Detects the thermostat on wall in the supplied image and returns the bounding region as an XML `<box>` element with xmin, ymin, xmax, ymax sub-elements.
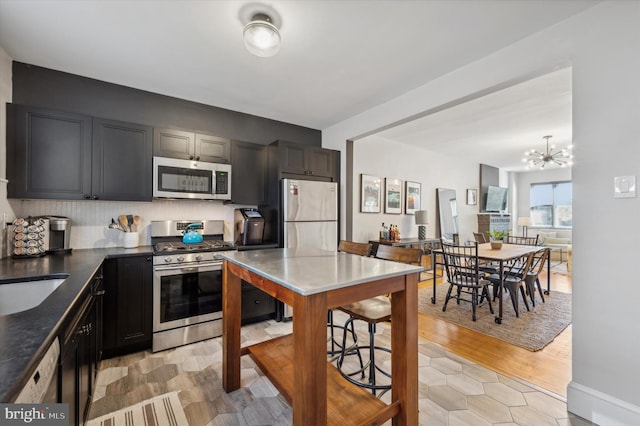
<box><xmin>614</xmin><ymin>176</ymin><xmax>636</xmax><ymax>198</ymax></box>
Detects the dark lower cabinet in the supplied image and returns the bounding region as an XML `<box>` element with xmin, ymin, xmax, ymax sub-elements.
<box><xmin>241</xmin><ymin>281</ymin><xmax>276</xmax><ymax>325</ymax></box>
<box><xmin>60</xmin><ymin>267</ymin><xmax>103</xmax><ymax>426</ymax></box>
<box><xmin>102</xmin><ymin>255</ymin><xmax>153</xmax><ymax>358</ymax></box>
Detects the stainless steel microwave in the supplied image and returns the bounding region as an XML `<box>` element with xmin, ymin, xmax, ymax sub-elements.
<box><xmin>153</xmin><ymin>156</ymin><xmax>231</xmax><ymax>200</ymax></box>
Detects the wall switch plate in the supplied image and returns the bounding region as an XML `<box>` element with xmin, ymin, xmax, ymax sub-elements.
<box><xmin>614</xmin><ymin>176</ymin><xmax>636</xmax><ymax>198</ymax></box>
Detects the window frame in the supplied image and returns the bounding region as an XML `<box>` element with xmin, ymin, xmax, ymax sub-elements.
<box><xmin>529</xmin><ymin>180</ymin><xmax>572</xmax><ymax>229</ymax></box>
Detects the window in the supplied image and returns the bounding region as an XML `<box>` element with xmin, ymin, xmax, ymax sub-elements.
<box><xmin>530</xmin><ymin>181</ymin><xmax>572</xmax><ymax>228</ymax></box>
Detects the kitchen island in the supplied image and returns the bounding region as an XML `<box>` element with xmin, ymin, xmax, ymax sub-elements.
<box><xmin>220</xmin><ymin>248</ymin><xmax>423</xmax><ymax>426</ymax></box>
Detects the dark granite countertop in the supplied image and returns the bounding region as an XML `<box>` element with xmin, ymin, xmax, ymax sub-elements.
<box><xmin>0</xmin><ymin>246</ymin><xmax>153</xmax><ymax>402</ymax></box>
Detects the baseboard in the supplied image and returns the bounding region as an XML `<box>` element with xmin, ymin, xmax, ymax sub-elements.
<box><xmin>568</xmin><ymin>381</ymin><xmax>640</xmax><ymax>425</ymax></box>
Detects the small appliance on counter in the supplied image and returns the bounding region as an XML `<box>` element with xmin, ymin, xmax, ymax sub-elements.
<box><xmin>47</xmin><ymin>216</ymin><xmax>72</xmax><ymax>254</ymax></box>
<box><xmin>234</xmin><ymin>208</ymin><xmax>265</xmax><ymax>246</ymax></box>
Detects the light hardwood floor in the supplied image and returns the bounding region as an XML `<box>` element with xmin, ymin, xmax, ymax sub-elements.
<box><xmin>417</xmin><ymin>268</ymin><xmax>572</xmax><ymax>398</ymax></box>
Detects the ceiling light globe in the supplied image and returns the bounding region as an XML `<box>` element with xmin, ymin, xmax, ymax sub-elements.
<box><xmin>243</xmin><ymin>15</ymin><xmax>281</xmax><ymax>57</ymax></box>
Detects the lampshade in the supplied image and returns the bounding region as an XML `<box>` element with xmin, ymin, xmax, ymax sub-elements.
<box><xmin>415</xmin><ymin>210</ymin><xmax>428</xmax><ymax>225</ymax></box>
<box><xmin>243</xmin><ymin>13</ymin><xmax>281</xmax><ymax>57</ymax></box>
<box><xmin>517</xmin><ymin>217</ymin><xmax>530</xmax><ymax>226</ymax></box>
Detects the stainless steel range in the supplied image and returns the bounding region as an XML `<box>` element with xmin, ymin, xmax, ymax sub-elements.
<box><xmin>151</xmin><ymin>220</ymin><xmax>235</xmax><ymax>352</ymax></box>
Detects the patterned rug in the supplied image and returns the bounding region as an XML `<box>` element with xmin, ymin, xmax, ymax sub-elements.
<box><xmin>418</xmin><ymin>284</ymin><xmax>572</xmax><ymax>351</ymax></box>
<box><xmin>87</xmin><ymin>392</ymin><xmax>187</xmax><ymax>426</ymax></box>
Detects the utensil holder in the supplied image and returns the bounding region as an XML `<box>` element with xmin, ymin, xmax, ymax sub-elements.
<box><xmin>123</xmin><ymin>232</ymin><xmax>139</xmax><ymax>248</ymax></box>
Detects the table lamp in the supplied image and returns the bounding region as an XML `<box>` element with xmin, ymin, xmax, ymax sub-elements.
<box><xmin>415</xmin><ymin>210</ymin><xmax>429</xmax><ymax>240</ymax></box>
<box><xmin>517</xmin><ymin>217</ymin><xmax>530</xmax><ymax>237</ymax></box>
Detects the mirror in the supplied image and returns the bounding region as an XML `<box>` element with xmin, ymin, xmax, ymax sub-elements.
<box><xmin>436</xmin><ymin>188</ymin><xmax>459</xmax><ymax>241</ymax></box>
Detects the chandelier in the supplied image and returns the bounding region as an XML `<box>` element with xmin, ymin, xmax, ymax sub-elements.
<box><xmin>522</xmin><ymin>135</ymin><xmax>573</xmax><ymax>169</ymax></box>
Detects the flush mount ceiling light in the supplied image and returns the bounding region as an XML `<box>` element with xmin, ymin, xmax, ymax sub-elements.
<box><xmin>243</xmin><ymin>13</ymin><xmax>281</xmax><ymax>57</ymax></box>
<box><xmin>522</xmin><ymin>135</ymin><xmax>573</xmax><ymax>169</ymax></box>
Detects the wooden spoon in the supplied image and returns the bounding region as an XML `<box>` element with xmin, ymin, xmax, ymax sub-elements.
<box><xmin>118</xmin><ymin>214</ymin><xmax>130</xmax><ymax>232</ymax></box>
<box><xmin>132</xmin><ymin>215</ymin><xmax>141</xmax><ymax>232</ymax></box>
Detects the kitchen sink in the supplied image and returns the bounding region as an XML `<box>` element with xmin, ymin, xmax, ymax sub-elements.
<box><xmin>0</xmin><ymin>274</ymin><xmax>69</xmax><ymax>316</ymax></box>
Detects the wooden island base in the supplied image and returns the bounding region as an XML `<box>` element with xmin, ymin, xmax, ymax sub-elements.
<box><xmin>244</xmin><ymin>334</ymin><xmax>400</xmax><ymax>425</ymax></box>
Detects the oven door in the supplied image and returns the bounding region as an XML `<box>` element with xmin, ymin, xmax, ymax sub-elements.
<box><xmin>153</xmin><ymin>261</ymin><xmax>223</xmax><ymax>332</ymax></box>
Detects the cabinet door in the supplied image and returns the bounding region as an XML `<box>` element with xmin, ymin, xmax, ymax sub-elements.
<box><xmin>153</xmin><ymin>128</ymin><xmax>195</xmax><ymax>160</ymax></box>
<box><xmin>60</xmin><ymin>341</ymin><xmax>78</xmax><ymax>426</ymax></box>
<box><xmin>231</xmin><ymin>140</ymin><xmax>267</xmax><ymax>205</ymax></box>
<box><xmin>278</xmin><ymin>141</ymin><xmax>307</xmax><ymax>175</ymax></box>
<box><xmin>116</xmin><ymin>256</ymin><xmax>153</xmax><ymax>348</ymax></box>
<box><xmin>196</xmin><ymin>133</ymin><xmax>230</xmax><ymax>163</ymax></box>
<box><xmin>92</xmin><ymin>118</ymin><xmax>152</xmax><ymax>201</ymax></box>
<box><xmin>8</xmin><ymin>105</ymin><xmax>92</xmax><ymax>199</ymax></box>
<box><xmin>306</xmin><ymin>147</ymin><xmax>337</xmax><ymax>178</ymax></box>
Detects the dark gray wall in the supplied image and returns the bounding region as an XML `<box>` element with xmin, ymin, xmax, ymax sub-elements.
<box><xmin>479</xmin><ymin>163</ymin><xmax>499</xmax><ymax>212</ymax></box>
<box><xmin>11</xmin><ymin>62</ymin><xmax>321</xmax><ymax>146</ymax></box>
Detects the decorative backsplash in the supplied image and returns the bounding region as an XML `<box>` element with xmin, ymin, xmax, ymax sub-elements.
<box><xmin>3</xmin><ymin>199</ymin><xmax>256</xmax><ymax>257</ymax></box>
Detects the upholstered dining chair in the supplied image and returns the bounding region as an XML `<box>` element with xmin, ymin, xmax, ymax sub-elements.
<box><xmin>336</xmin><ymin>244</ymin><xmax>422</xmax><ymax>397</ymax></box>
<box><xmin>440</xmin><ymin>240</ymin><xmax>494</xmax><ymax>321</ymax></box>
<box><xmin>524</xmin><ymin>247</ymin><xmax>549</xmax><ymax>307</ymax></box>
<box><xmin>329</xmin><ymin>241</ymin><xmax>372</xmax><ymax>356</ymax></box>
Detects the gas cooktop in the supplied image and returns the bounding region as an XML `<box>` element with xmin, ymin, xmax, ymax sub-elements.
<box><xmin>154</xmin><ymin>240</ymin><xmax>235</xmax><ymax>254</ymax></box>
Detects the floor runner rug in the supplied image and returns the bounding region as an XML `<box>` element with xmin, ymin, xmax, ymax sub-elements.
<box><xmin>87</xmin><ymin>391</ymin><xmax>187</xmax><ymax>426</ymax></box>
<box><xmin>418</xmin><ymin>284</ymin><xmax>571</xmax><ymax>351</ymax></box>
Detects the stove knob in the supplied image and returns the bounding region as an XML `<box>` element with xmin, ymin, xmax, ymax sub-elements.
<box><xmin>177</xmin><ymin>256</ymin><xmax>185</xmax><ymax>262</ymax></box>
<box><xmin>195</xmin><ymin>254</ymin><xmax>203</xmax><ymax>261</ymax></box>
<box><xmin>164</xmin><ymin>257</ymin><xmax>172</xmax><ymax>263</ymax></box>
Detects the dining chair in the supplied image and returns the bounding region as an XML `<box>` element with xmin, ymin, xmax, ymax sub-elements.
<box><xmin>473</xmin><ymin>232</ymin><xmax>488</xmax><ymax>243</ymax></box>
<box><xmin>336</xmin><ymin>244</ymin><xmax>422</xmax><ymax>397</ymax></box>
<box><xmin>524</xmin><ymin>247</ymin><xmax>549</xmax><ymax>307</ymax></box>
<box><xmin>440</xmin><ymin>240</ymin><xmax>494</xmax><ymax>321</ymax></box>
<box><xmin>329</xmin><ymin>241</ymin><xmax>372</xmax><ymax>357</ymax></box>
<box><xmin>504</xmin><ymin>235</ymin><xmax>539</xmax><ymax>246</ymax></box>
<box><xmin>486</xmin><ymin>251</ymin><xmax>535</xmax><ymax>317</ymax></box>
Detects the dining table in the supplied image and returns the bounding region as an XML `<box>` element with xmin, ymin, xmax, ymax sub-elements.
<box><xmin>219</xmin><ymin>247</ymin><xmax>424</xmax><ymax>425</ymax></box>
<box><xmin>432</xmin><ymin>242</ymin><xmax>547</xmax><ymax>324</ymax></box>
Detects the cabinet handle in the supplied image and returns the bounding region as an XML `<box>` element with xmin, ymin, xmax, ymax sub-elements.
<box><xmin>83</xmin><ymin>194</ymin><xmax>91</xmax><ymax>199</ymax></box>
<box><xmin>189</xmin><ymin>155</ymin><xmax>194</xmax><ymax>160</ymax></box>
<box><xmin>93</xmin><ymin>290</ymin><xmax>105</xmax><ymax>296</ymax></box>
<box><xmin>92</xmin><ymin>195</ymin><xmax>99</xmax><ymax>200</ymax></box>
<box><xmin>254</xmin><ymin>300</ymin><xmax>261</xmax><ymax>304</ymax></box>
<box><xmin>196</xmin><ymin>156</ymin><xmax>200</xmax><ymax>161</ymax></box>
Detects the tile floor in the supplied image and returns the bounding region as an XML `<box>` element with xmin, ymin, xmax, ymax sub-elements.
<box><xmin>89</xmin><ymin>312</ymin><xmax>593</xmax><ymax>425</ymax></box>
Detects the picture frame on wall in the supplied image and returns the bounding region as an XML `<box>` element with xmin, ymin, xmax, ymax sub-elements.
<box><xmin>405</xmin><ymin>181</ymin><xmax>421</xmax><ymax>214</ymax></box>
<box><xmin>385</xmin><ymin>178</ymin><xmax>403</xmax><ymax>214</ymax></box>
<box><xmin>360</xmin><ymin>174</ymin><xmax>382</xmax><ymax>213</ymax></box>
<box><xmin>467</xmin><ymin>188</ymin><xmax>477</xmax><ymax>205</ymax></box>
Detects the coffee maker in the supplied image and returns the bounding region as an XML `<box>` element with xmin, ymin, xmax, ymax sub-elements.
<box><xmin>47</xmin><ymin>216</ymin><xmax>72</xmax><ymax>254</ymax></box>
<box><xmin>234</xmin><ymin>208</ymin><xmax>264</xmax><ymax>246</ymax></box>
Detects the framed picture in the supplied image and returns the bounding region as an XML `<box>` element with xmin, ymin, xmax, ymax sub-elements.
<box><xmin>384</xmin><ymin>178</ymin><xmax>403</xmax><ymax>214</ymax></box>
<box><xmin>360</xmin><ymin>174</ymin><xmax>382</xmax><ymax>213</ymax></box>
<box><xmin>467</xmin><ymin>188</ymin><xmax>477</xmax><ymax>205</ymax></box>
<box><xmin>405</xmin><ymin>181</ymin><xmax>421</xmax><ymax>214</ymax></box>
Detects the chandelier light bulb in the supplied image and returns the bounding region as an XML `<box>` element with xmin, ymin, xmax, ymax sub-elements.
<box><xmin>522</xmin><ymin>135</ymin><xmax>573</xmax><ymax>169</ymax></box>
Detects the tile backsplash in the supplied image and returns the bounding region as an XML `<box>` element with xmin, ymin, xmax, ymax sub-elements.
<box><xmin>5</xmin><ymin>199</ymin><xmax>257</xmax><ymax>256</ymax></box>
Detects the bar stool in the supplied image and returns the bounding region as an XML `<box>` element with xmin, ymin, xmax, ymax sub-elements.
<box><xmin>336</xmin><ymin>245</ymin><xmax>422</xmax><ymax>397</ymax></box>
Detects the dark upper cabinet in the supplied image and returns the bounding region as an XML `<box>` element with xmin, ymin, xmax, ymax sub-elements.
<box><xmin>7</xmin><ymin>104</ymin><xmax>92</xmax><ymax>199</ymax></box>
<box><xmin>230</xmin><ymin>140</ymin><xmax>267</xmax><ymax>205</ymax></box>
<box><xmin>275</xmin><ymin>140</ymin><xmax>339</xmax><ymax>179</ymax></box>
<box><xmin>102</xmin><ymin>255</ymin><xmax>153</xmax><ymax>358</ymax></box>
<box><xmin>92</xmin><ymin>118</ymin><xmax>152</xmax><ymax>201</ymax></box>
<box><xmin>7</xmin><ymin>105</ymin><xmax>152</xmax><ymax>201</ymax></box>
<box><xmin>153</xmin><ymin>127</ymin><xmax>230</xmax><ymax>163</ymax></box>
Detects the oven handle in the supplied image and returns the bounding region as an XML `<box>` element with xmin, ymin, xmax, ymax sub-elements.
<box><xmin>154</xmin><ymin>262</ymin><xmax>222</xmax><ymax>273</ymax></box>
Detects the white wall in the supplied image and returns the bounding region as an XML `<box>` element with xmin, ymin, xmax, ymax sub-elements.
<box><xmin>353</xmin><ymin>135</ymin><xmax>479</xmax><ymax>243</ymax></box>
<box><xmin>323</xmin><ymin>2</ymin><xmax>640</xmax><ymax>423</ymax></box>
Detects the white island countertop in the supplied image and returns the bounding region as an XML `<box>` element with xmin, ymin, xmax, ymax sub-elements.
<box><xmin>218</xmin><ymin>247</ymin><xmax>424</xmax><ymax>296</ymax></box>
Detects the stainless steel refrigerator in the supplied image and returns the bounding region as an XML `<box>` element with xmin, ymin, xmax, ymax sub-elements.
<box><xmin>282</xmin><ymin>178</ymin><xmax>338</xmax><ymax>252</ymax></box>
<box><xmin>281</xmin><ymin>178</ymin><xmax>338</xmax><ymax>319</ymax></box>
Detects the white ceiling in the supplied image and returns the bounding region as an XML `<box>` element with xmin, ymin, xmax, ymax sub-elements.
<box><xmin>0</xmin><ymin>0</ymin><xmax>593</xmax><ymax>169</ymax></box>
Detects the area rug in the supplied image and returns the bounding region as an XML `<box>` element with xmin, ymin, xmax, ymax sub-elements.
<box><xmin>87</xmin><ymin>392</ymin><xmax>187</xmax><ymax>426</ymax></box>
<box><xmin>418</xmin><ymin>284</ymin><xmax>572</xmax><ymax>351</ymax></box>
